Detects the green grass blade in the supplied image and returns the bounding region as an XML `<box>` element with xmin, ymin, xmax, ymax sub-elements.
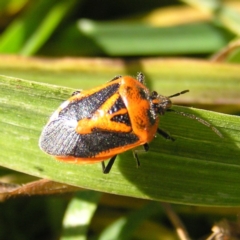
<box><xmin>20</xmin><ymin>0</ymin><xmax>78</xmax><ymax>56</ymax></box>
<box><xmin>0</xmin><ymin>0</ymin><xmax>78</xmax><ymax>55</ymax></box>
<box><xmin>0</xmin><ymin>74</ymin><xmax>240</xmax><ymax>206</ymax></box>
<box><xmin>42</xmin><ymin>20</ymin><xmax>233</xmax><ymax>56</ymax></box>
<box><xmin>61</xmin><ymin>191</ymin><xmax>101</xmax><ymax>240</ymax></box>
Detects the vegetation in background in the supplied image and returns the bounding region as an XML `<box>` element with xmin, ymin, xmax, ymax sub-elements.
<box><xmin>0</xmin><ymin>0</ymin><xmax>240</xmax><ymax>239</ymax></box>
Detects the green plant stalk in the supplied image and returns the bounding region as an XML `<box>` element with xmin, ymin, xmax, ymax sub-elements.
<box><xmin>0</xmin><ymin>56</ymin><xmax>239</xmax><ymax>105</ymax></box>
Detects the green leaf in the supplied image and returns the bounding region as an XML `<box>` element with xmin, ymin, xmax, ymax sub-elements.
<box><xmin>0</xmin><ymin>61</ymin><xmax>239</xmax><ymax>207</ymax></box>
<box><xmin>76</xmin><ymin>20</ymin><xmax>232</xmax><ymax>55</ymax></box>
<box><xmin>42</xmin><ymin>20</ymin><xmax>233</xmax><ymax>56</ymax></box>
<box><xmin>61</xmin><ymin>191</ymin><xmax>101</xmax><ymax>240</ymax></box>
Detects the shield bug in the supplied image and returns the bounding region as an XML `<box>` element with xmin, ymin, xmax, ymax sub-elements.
<box><xmin>39</xmin><ymin>73</ymin><xmax>222</xmax><ymax>174</ymax></box>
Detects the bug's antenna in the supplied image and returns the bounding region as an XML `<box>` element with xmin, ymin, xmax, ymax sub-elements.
<box><xmin>167</xmin><ymin>109</ymin><xmax>223</xmax><ymax>138</ymax></box>
<box><xmin>168</xmin><ymin>90</ymin><xmax>189</xmax><ymax>99</ymax></box>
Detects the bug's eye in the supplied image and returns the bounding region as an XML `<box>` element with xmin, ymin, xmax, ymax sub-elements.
<box><xmin>165</xmin><ymin>99</ymin><xmax>172</xmax><ymax>109</ymax></box>
<box><xmin>150</xmin><ymin>91</ymin><xmax>158</xmax><ymax>99</ymax></box>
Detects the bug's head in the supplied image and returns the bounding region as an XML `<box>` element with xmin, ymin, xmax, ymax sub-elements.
<box><xmin>150</xmin><ymin>90</ymin><xmax>189</xmax><ymax>115</ymax></box>
<box><xmin>150</xmin><ymin>89</ymin><xmax>223</xmax><ymax>138</ymax></box>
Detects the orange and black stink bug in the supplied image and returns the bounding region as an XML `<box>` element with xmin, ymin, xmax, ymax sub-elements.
<box><xmin>39</xmin><ymin>73</ymin><xmax>222</xmax><ymax>174</ymax></box>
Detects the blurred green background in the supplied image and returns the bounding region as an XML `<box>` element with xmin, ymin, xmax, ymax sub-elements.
<box><xmin>0</xmin><ymin>0</ymin><xmax>240</xmax><ymax>239</ymax></box>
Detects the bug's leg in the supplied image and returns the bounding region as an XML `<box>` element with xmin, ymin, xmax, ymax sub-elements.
<box><xmin>101</xmin><ymin>162</ymin><xmax>105</xmax><ymax>172</ymax></box>
<box><xmin>136</xmin><ymin>72</ymin><xmax>144</xmax><ymax>84</ymax></box>
<box><xmin>101</xmin><ymin>155</ymin><xmax>117</xmax><ymax>174</ymax></box>
<box><xmin>157</xmin><ymin>128</ymin><xmax>175</xmax><ymax>141</ymax></box>
<box><xmin>143</xmin><ymin>143</ymin><xmax>149</xmax><ymax>151</ymax></box>
<box><xmin>132</xmin><ymin>143</ymin><xmax>149</xmax><ymax>168</ymax></box>
<box><xmin>71</xmin><ymin>90</ymin><xmax>81</xmax><ymax>96</ymax></box>
<box><xmin>110</xmin><ymin>75</ymin><xmax>122</xmax><ymax>82</ymax></box>
<box><xmin>133</xmin><ymin>151</ymin><xmax>140</xmax><ymax>168</ymax></box>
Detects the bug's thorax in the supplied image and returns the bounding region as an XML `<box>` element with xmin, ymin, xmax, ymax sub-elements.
<box><xmin>117</xmin><ymin>76</ymin><xmax>160</xmax><ymax>143</ymax></box>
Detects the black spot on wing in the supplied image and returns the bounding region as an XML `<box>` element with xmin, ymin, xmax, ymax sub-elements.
<box><xmin>59</xmin><ymin>83</ymin><xmax>120</xmax><ymax>121</ymax></box>
<box><xmin>108</xmin><ymin>96</ymin><xmax>126</xmax><ymax>114</ymax></box>
<box><xmin>111</xmin><ymin>113</ymin><xmax>131</xmax><ymax>126</ymax></box>
<box><xmin>72</xmin><ymin>129</ymin><xmax>139</xmax><ymax>158</ymax></box>
<box><xmin>108</xmin><ymin>96</ymin><xmax>132</xmax><ymax>126</ymax></box>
